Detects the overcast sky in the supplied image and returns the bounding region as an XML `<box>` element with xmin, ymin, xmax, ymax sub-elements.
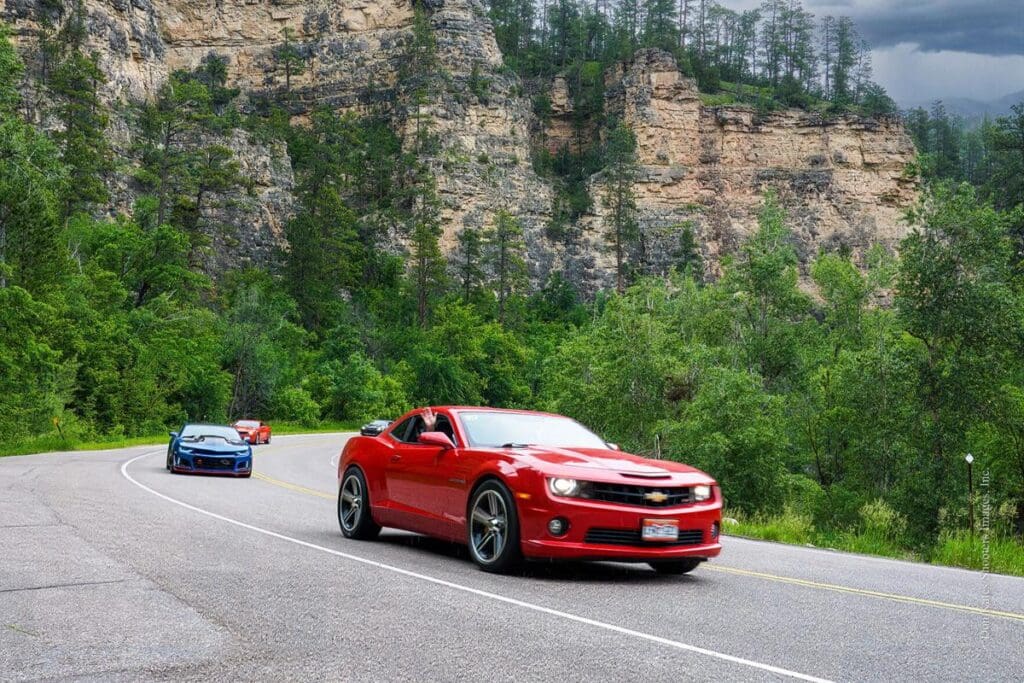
<box><xmin>730</xmin><ymin>0</ymin><xmax>1024</xmax><ymax>104</ymax></box>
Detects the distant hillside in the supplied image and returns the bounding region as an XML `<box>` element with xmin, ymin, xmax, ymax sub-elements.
<box><xmin>906</xmin><ymin>89</ymin><xmax>1024</xmax><ymax>124</ymax></box>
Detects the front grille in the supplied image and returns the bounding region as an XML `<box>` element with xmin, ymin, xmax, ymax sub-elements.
<box><xmin>584</xmin><ymin>528</ymin><xmax>705</xmax><ymax>546</ymax></box>
<box><xmin>586</xmin><ymin>483</ymin><xmax>692</xmax><ymax>507</ymax></box>
<box><xmin>193</xmin><ymin>456</ymin><xmax>237</xmax><ymax>470</ymax></box>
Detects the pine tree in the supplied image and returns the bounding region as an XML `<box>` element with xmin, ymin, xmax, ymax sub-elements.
<box><xmin>820</xmin><ymin>16</ymin><xmax>835</xmax><ymax>100</ymax></box>
<box><xmin>275</xmin><ymin>27</ymin><xmax>306</xmax><ymax>96</ymax></box>
<box><xmin>602</xmin><ymin>122</ymin><xmax>639</xmax><ymax>294</ymax></box>
<box><xmin>458</xmin><ymin>227</ymin><xmax>485</xmax><ymax>304</ymax></box>
<box><xmin>401</xmin><ymin>6</ymin><xmax>439</xmax><ymax>151</ymax></box>
<box><xmin>643</xmin><ymin>0</ymin><xmax>678</xmax><ymax>52</ymax></box>
<box><xmin>408</xmin><ymin>169</ymin><xmax>446</xmax><ymax>327</ymax></box>
<box><xmin>832</xmin><ymin>17</ymin><xmax>858</xmax><ymax>106</ymax></box>
<box><xmin>43</xmin><ymin>3</ymin><xmax>112</xmax><ymax>219</ymax></box>
<box><xmin>0</xmin><ymin>28</ymin><xmax>67</xmax><ymax>292</ymax></box>
<box><xmin>49</xmin><ymin>49</ymin><xmax>112</xmax><ymax>218</ymax></box>
<box><xmin>485</xmin><ymin>210</ymin><xmax>528</xmax><ymax>322</ymax></box>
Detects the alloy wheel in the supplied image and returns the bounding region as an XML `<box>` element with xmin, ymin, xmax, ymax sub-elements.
<box><xmin>470</xmin><ymin>489</ymin><xmax>508</xmax><ymax>563</ymax></box>
<box><xmin>339</xmin><ymin>473</ymin><xmax>363</xmax><ymax>532</ymax></box>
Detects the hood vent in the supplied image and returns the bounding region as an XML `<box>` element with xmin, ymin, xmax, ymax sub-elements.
<box><xmin>619</xmin><ymin>472</ymin><xmax>672</xmax><ymax>479</ymax></box>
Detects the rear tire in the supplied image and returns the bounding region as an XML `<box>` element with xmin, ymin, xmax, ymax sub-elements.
<box><xmin>649</xmin><ymin>558</ymin><xmax>703</xmax><ymax>575</ymax></box>
<box><xmin>338</xmin><ymin>467</ymin><xmax>380</xmax><ymax>540</ymax></box>
<box><xmin>467</xmin><ymin>480</ymin><xmax>522</xmax><ymax>573</ymax></box>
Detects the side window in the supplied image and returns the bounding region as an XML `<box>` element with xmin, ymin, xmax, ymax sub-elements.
<box><xmin>389</xmin><ymin>416</ymin><xmax>417</xmax><ymax>443</ymax></box>
<box><xmin>407</xmin><ymin>417</ymin><xmax>428</xmax><ymax>443</ymax></box>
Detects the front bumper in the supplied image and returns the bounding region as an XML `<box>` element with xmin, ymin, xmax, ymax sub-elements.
<box><xmin>173</xmin><ymin>453</ymin><xmax>251</xmax><ymax>476</ymax></box>
<box><xmin>518</xmin><ymin>493</ymin><xmax>722</xmax><ymax>562</ymax></box>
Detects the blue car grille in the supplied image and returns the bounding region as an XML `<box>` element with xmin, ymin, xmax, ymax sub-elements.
<box><xmin>193</xmin><ymin>456</ymin><xmax>238</xmax><ymax>470</ymax></box>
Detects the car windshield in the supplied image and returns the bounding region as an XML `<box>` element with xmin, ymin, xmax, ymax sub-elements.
<box><xmin>180</xmin><ymin>425</ymin><xmax>246</xmax><ymax>444</ymax></box>
<box><xmin>234</xmin><ymin>420</ymin><xmax>260</xmax><ymax>428</ymax></box>
<box><xmin>458</xmin><ymin>411</ymin><xmax>607</xmax><ymax>449</ymax></box>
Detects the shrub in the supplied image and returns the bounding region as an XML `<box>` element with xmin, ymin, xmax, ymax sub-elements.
<box><xmin>271</xmin><ymin>386</ymin><xmax>320</xmax><ymax>426</ymax></box>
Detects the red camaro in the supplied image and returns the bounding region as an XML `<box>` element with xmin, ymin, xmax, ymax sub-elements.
<box><xmin>336</xmin><ymin>407</ymin><xmax>722</xmax><ymax>574</ymax></box>
<box><xmin>232</xmin><ymin>419</ymin><xmax>272</xmax><ymax>445</ymax></box>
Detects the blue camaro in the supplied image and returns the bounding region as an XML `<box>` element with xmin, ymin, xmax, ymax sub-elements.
<box><xmin>166</xmin><ymin>424</ymin><xmax>253</xmax><ymax>477</ymax></box>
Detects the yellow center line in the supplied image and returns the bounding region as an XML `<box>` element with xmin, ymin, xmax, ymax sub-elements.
<box><xmin>253</xmin><ymin>471</ymin><xmax>334</xmax><ymax>500</ymax></box>
<box><xmin>705</xmin><ymin>565</ymin><xmax>1024</xmax><ymax>623</ymax></box>
<box><xmin>253</xmin><ymin>469</ymin><xmax>1024</xmax><ymax>623</ymax></box>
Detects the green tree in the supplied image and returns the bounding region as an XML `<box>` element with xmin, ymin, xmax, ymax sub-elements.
<box><xmin>0</xmin><ymin>100</ymin><xmax>67</xmax><ymax>291</ymax></box>
<box><xmin>485</xmin><ymin>210</ymin><xmax>529</xmax><ymax>322</ymax></box>
<box><xmin>602</xmin><ymin>122</ymin><xmax>639</xmax><ymax>294</ymax></box>
<box><xmin>274</xmin><ymin>27</ymin><xmax>306</xmax><ymax>96</ymax></box>
<box><xmin>896</xmin><ymin>184</ymin><xmax>1019</xmax><ymax>537</ymax></box>
<box><xmin>724</xmin><ymin>192</ymin><xmax>812</xmax><ymax>388</ymax></box>
<box><xmin>48</xmin><ymin>49</ymin><xmax>111</xmax><ymax>217</ymax></box>
<box><xmin>408</xmin><ymin>169</ymin><xmax>446</xmax><ymax>327</ymax></box>
<box><xmin>457</xmin><ymin>227</ymin><xmax>485</xmax><ymax>304</ymax></box>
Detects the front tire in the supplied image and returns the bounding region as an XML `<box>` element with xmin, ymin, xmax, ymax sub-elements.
<box><xmin>649</xmin><ymin>558</ymin><xmax>703</xmax><ymax>575</ymax></box>
<box><xmin>467</xmin><ymin>481</ymin><xmax>522</xmax><ymax>573</ymax></box>
<box><xmin>338</xmin><ymin>467</ymin><xmax>380</xmax><ymax>540</ymax></box>
<box><xmin>166</xmin><ymin>452</ymin><xmax>172</xmax><ymax>471</ymax></box>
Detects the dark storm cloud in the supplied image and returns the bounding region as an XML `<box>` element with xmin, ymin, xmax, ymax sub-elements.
<box><xmin>721</xmin><ymin>0</ymin><xmax>1024</xmax><ymax>103</ymax></box>
<box><xmin>806</xmin><ymin>0</ymin><xmax>1024</xmax><ymax>56</ymax></box>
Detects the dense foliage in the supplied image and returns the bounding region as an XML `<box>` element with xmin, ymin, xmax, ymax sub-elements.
<box><xmin>0</xmin><ymin>12</ymin><xmax>1022</xmax><ymax>567</ymax></box>
<box><xmin>905</xmin><ymin>102</ymin><xmax>1024</xmax><ymax>212</ymax></box>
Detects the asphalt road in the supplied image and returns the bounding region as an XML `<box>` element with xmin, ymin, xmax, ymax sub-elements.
<box><xmin>1</xmin><ymin>433</ymin><xmax>1022</xmax><ymax>682</ymax></box>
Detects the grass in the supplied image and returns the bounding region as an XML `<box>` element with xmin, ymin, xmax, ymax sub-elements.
<box><xmin>724</xmin><ymin>510</ymin><xmax>1024</xmax><ymax>577</ymax></box>
<box><xmin>0</xmin><ymin>421</ymin><xmax>359</xmax><ymax>457</ymax></box>
<box><xmin>700</xmin><ymin>92</ymin><xmax>738</xmax><ymax>107</ymax></box>
<box><xmin>931</xmin><ymin>532</ymin><xmax>1024</xmax><ymax>577</ymax></box>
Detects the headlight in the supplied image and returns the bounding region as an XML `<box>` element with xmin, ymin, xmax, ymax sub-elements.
<box><xmin>548</xmin><ymin>478</ymin><xmax>582</xmax><ymax>497</ymax></box>
<box><xmin>177</xmin><ymin>447</ymin><xmax>192</xmax><ymax>455</ymax></box>
<box><xmin>693</xmin><ymin>484</ymin><xmax>712</xmax><ymax>502</ymax></box>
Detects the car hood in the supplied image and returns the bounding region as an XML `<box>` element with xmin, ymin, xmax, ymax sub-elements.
<box><xmin>178</xmin><ymin>440</ymin><xmax>248</xmax><ymax>454</ymax></box>
<box><xmin>499</xmin><ymin>446</ymin><xmax>713</xmax><ymax>483</ymax></box>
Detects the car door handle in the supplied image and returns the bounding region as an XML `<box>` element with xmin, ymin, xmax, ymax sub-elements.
<box><xmin>390</xmin><ymin>455</ymin><xmax>401</xmax><ymax>463</ymax></box>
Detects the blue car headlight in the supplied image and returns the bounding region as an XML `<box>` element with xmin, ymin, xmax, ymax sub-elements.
<box><xmin>177</xmin><ymin>446</ymin><xmax>193</xmax><ymax>455</ymax></box>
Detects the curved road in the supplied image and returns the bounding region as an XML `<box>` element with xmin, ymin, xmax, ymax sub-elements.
<box><xmin>1</xmin><ymin>434</ymin><xmax>1021</xmax><ymax>681</ymax></box>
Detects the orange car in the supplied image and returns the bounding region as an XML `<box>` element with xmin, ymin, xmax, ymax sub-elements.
<box><xmin>232</xmin><ymin>419</ymin><xmax>272</xmax><ymax>445</ymax></box>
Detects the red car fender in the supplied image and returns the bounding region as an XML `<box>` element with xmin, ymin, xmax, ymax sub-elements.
<box><xmin>339</xmin><ymin>435</ymin><xmax>389</xmax><ymax>512</ymax></box>
<box><xmin>460</xmin><ymin>457</ymin><xmax>545</xmax><ymax>522</ymax></box>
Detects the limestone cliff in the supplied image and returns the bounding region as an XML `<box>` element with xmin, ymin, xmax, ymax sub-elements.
<box><xmin>2</xmin><ymin>3</ymin><xmax>917</xmax><ymax>291</ymax></box>
<box><xmin>575</xmin><ymin>50</ymin><xmax>917</xmax><ymax>286</ymax></box>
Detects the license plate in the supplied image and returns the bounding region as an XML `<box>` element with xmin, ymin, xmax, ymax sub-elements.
<box><xmin>642</xmin><ymin>518</ymin><xmax>679</xmax><ymax>541</ymax></box>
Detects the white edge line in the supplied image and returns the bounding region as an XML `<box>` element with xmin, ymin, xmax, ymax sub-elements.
<box><xmin>121</xmin><ymin>451</ymin><xmax>832</xmax><ymax>683</ymax></box>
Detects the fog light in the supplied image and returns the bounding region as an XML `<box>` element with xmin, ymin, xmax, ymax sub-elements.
<box><xmin>711</xmin><ymin>522</ymin><xmax>720</xmax><ymax>539</ymax></box>
<box><xmin>547</xmin><ymin>517</ymin><xmax>569</xmax><ymax>536</ymax></box>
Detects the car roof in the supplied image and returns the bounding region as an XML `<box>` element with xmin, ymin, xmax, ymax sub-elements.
<box><xmin>429</xmin><ymin>406</ymin><xmax>565</xmax><ymax>418</ymax></box>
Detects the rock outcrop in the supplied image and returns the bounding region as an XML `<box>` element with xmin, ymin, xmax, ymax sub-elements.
<box><xmin>575</xmin><ymin>50</ymin><xmax>917</xmax><ymax>286</ymax></box>
<box><xmin>3</xmin><ymin>3</ymin><xmax>917</xmax><ymax>292</ymax></box>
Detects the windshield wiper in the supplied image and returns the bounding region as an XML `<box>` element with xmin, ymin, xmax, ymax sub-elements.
<box><xmin>500</xmin><ymin>442</ymin><xmax>532</xmax><ymax>448</ymax></box>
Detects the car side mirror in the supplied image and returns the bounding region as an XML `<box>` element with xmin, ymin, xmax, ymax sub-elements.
<box><xmin>169</xmin><ymin>431</ymin><xmax>178</xmax><ymax>439</ymax></box>
<box><xmin>607</xmin><ymin>442</ymin><xmax>620</xmax><ymax>451</ymax></box>
<box><xmin>418</xmin><ymin>431</ymin><xmax>455</xmax><ymax>449</ymax></box>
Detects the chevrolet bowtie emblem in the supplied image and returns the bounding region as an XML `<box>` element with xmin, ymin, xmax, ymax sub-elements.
<box><xmin>644</xmin><ymin>491</ymin><xmax>668</xmax><ymax>503</ymax></box>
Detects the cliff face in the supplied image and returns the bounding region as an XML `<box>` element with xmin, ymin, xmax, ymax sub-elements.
<box><xmin>3</xmin><ymin>3</ymin><xmax>917</xmax><ymax>291</ymax></box>
<box><xmin>576</xmin><ymin>50</ymin><xmax>917</xmax><ymax>285</ymax></box>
